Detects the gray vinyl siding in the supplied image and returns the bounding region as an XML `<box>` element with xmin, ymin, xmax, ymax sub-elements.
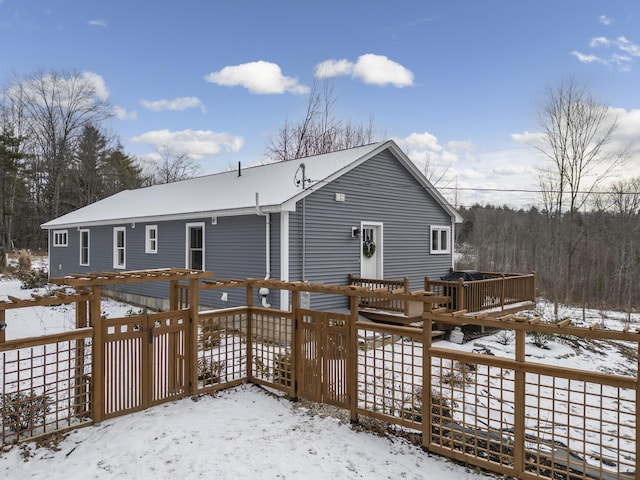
<box><xmin>289</xmin><ymin>150</ymin><xmax>454</xmax><ymax>310</ymax></box>
<box><xmin>48</xmin><ymin>213</ymin><xmax>283</xmax><ymax>310</ymax></box>
<box><xmin>47</xmin><ymin>149</ymin><xmax>454</xmax><ymax>312</ymax></box>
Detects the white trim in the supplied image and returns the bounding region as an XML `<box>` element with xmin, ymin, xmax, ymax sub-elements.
<box><xmin>113</xmin><ymin>227</ymin><xmax>126</xmax><ymax>269</ymax></box>
<box><xmin>280</xmin><ymin>211</ymin><xmax>290</xmax><ymax>309</ymax></box>
<box><xmin>360</xmin><ymin>221</ymin><xmax>383</xmax><ymax>279</ymax></box>
<box><xmin>145</xmin><ymin>225</ymin><xmax>158</xmax><ymax>254</ymax></box>
<box><xmin>185</xmin><ymin>222</ymin><xmax>205</xmax><ymax>270</ymax></box>
<box><xmin>430</xmin><ymin>225</ymin><xmax>451</xmax><ymax>254</ymax></box>
<box><xmin>53</xmin><ymin>229</ymin><xmax>68</xmax><ymax>247</ymax></box>
<box><xmin>79</xmin><ymin>229</ymin><xmax>90</xmax><ymax>266</ymax></box>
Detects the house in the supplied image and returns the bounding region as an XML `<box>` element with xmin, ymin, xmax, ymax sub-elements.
<box><xmin>42</xmin><ymin>140</ymin><xmax>462</xmax><ymax>310</ymax></box>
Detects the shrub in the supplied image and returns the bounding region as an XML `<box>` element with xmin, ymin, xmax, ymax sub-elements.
<box><xmin>527</xmin><ymin>330</ymin><xmax>554</xmax><ymax>349</ymax></box>
<box><xmin>1</xmin><ymin>391</ymin><xmax>51</xmax><ymax>433</ymax></box>
<box><xmin>197</xmin><ymin>358</ymin><xmax>225</xmax><ymax>386</ymax></box>
<box><xmin>19</xmin><ymin>269</ymin><xmax>49</xmax><ymax>290</ymax></box>
<box><xmin>494</xmin><ymin>329</ymin><xmax>515</xmax><ymax>346</ymax></box>
<box><xmin>199</xmin><ymin>320</ymin><xmax>221</xmax><ymax>349</ymax></box>
<box><xmin>17</xmin><ymin>249</ymin><xmax>32</xmax><ymax>272</ymax></box>
<box><xmin>273</xmin><ymin>350</ymin><xmax>292</xmax><ymax>386</ymax></box>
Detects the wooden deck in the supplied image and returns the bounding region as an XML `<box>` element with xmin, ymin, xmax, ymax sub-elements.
<box><xmin>349</xmin><ymin>272</ymin><xmax>536</xmax><ymax>338</ymax></box>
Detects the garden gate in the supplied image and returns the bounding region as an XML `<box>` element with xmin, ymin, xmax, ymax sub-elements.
<box><xmin>297</xmin><ymin>309</ymin><xmax>350</xmax><ymax>409</ymax></box>
<box><xmin>102</xmin><ymin>309</ymin><xmax>189</xmax><ymax>419</ymax></box>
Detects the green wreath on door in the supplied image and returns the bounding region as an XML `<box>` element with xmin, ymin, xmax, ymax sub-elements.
<box><xmin>362</xmin><ymin>239</ymin><xmax>376</xmax><ymax>258</ymax></box>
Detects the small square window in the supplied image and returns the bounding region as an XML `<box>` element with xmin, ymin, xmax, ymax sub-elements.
<box><xmin>430</xmin><ymin>226</ymin><xmax>451</xmax><ymax>254</ymax></box>
<box><xmin>53</xmin><ymin>230</ymin><xmax>68</xmax><ymax>247</ymax></box>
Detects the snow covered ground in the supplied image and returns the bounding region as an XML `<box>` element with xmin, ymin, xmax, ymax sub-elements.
<box><xmin>0</xmin><ymin>269</ymin><xmax>638</xmax><ymax>479</ymax></box>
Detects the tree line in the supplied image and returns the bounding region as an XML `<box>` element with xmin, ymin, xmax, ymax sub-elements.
<box><xmin>456</xmin><ymin>179</ymin><xmax>640</xmax><ymax>315</ymax></box>
<box><xmin>0</xmin><ymin>70</ymin><xmax>202</xmax><ymax>264</ymax></box>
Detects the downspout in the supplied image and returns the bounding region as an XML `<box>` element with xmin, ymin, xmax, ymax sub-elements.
<box><xmin>255</xmin><ymin>193</ymin><xmax>271</xmax><ymax>308</ymax></box>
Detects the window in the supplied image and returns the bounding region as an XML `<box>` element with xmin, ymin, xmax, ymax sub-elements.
<box><xmin>113</xmin><ymin>227</ymin><xmax>126</xmax><ymax>269</ymax></box>
<box><xmin>79</xmin><ymin>229</ymin><xmax>90</xmax><ymax>266</ymax></box>
<box><xmin>53</xmin><ymin>230</ymin><xmax>68</xmax><ymax>247</ymax></box>
<box><xmin>145</xmin><ymin>225</ymin><xmax>158</xmax><ymax>254</ymax></box>
<box><xmin>430</xmin><ymin>226</ymin><xmax>451</xmax><ymax>254</ymax></box>
<box><xmin>186</xmin><ymin>222</ymin><xmax>205</xmax><ymax>270</ymax></box>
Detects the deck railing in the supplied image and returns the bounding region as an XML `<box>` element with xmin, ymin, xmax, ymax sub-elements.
<box><xmin>348</xmin><ymin>274</ymin><xmax>410</xmax><ymax>316</ymax></box>
<box><xmin>426</xmin><ymin>272</ymin><xmax>536</xmax><ymax>314</ymax></box>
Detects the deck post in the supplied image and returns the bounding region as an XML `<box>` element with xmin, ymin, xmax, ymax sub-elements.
<box><xmin>403</xmin><ymin>277</ymin><xmax>410</xmax><ymax>317</ymax></box>
<box><xmin>457</xmin><ymin>278</ymin><xmax>465</xmax><ymax>311</ymax></box>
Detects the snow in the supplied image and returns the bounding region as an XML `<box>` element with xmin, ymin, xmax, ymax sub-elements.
<box><xmin>1</xmin><ymin>272</ymin><xmax>638</xmax><ymax>479</ymax></box>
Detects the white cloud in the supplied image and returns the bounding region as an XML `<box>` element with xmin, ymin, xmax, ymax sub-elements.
<box><xmin>574</xmin><ymin>35</ymin><xmax>640</xmax><ymax>71</ymax></box>
<box><xmin>314</xmin><ymin>59</ymin><xmax>353</xmax><ymax>78</ymax></box>
<box><xmin>131</xmin><ymin>129</ymin><xmax>244</xmax><ymax>159</ymax></box>
<box><xmin>140</xmin><ymin>97</ymin><xmax>205</xmax><ymax>112</ymax></box>
<box><xmin>598</xmin><ymin>15</ymin><xmax>613</xmax><ymax>26</ymax></box>
<box><xmin>113</xmin><ymin>105</ymin><xmax>137</xmax><ymax>120</ymax></box>
<box><xmin>88</xmin><ymin>19</ymin><xmax>107</xmax><ymax>27</ymax></box>
<box><xmin>315</xmin><ymin>54</ymin><xmax>414</xmax><ymax>87</ymax></box>
<box><xmin>571</xmin><ymin>51</ymin><xmax>603</xmax><ymax>64</ymax></box>
<box><xmin>81</xmin><ymin>71</ymin><xmax>109</xmax><ymax>100</ymax></box>
<box><xmin>204</xmin><ymin>61</ymin><xmax>309</xmax><ymax>95</ymax></box>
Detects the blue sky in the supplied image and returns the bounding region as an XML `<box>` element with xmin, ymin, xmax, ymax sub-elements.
<box><xmin>1</xmin><ymin>0</ymin><xmax>639</xmax><ymax>208</ymax></box>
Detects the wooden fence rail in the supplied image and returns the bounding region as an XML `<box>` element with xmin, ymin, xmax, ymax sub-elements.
<box><xmin>1</xmin><ymin>273</ymin><xmax>637</xmax><ymax>480</ymax></box>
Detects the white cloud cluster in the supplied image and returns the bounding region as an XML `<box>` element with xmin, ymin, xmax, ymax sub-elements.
<box><xmin>315</xmin><ymin>54</ymin><xmax>414</xmax><ymax>87</ymax></box>
<box><xmin>113</xmin><ymin>105</ymin><xmax>137</xmax><ymax>120</ymax></box>
<box><xmin>140</xmin><ymin>97</ymin><xmax>205</xmax><ymax>112</ymax></box>
<box><xmin>204</xmin><ymin>61</ymin><xmax>309</xmax><ymax>95</ymax></box>
<box><xmin>131</xmin><ymin>129</ymin><xmax>244</xmax><ymax>159</ymax></box>
<box><xmin>572</xmin><ymin>35</ymin><xmax>640</xmax><ymax>71</ymax></box>
<box><xmin>598</xmin><ymin>15</ymin><xmax>613</xmax><ymax>26</ymax></box>
<box><xmin>88</xmin><ymin>19</ymin><xmax>107</xmax><ymax>27</ymax></box>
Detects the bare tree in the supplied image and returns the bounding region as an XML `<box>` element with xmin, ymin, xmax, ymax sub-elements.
<box><xmin>266</xmin><ymin>79</ymin><xmax>378</xmax><ymax>161</ymax></box>
<box><xmin>3</xmin><ymin>70</ymin><xmax>112</xmax><ymax>222</ymax></box>
<box><xmin>146</xmin><ymin>144</ymin><xmax>201</xmax><ymax>184</ymax></box>
<box><xmin>534</xmin><ymin>79</ymin><xmax>629</xmax><ymax>306</ymax></box>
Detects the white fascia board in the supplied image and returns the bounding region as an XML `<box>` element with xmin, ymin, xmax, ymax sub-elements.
<box><xmin>41</xmin><ymin>205</ymin><xmax>284</xmax><ymax>230</ymax></box>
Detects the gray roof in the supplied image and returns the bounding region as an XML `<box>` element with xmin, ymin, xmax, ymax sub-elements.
<box><xmin>42</xmin><ymin>140</ymin><xmax>462</xmax><ymax>229</ymax></box>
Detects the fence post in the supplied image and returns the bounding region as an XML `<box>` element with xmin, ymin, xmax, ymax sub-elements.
<box><xmin>188</xmin><ymin>278</ymin><xmax>199</xmax><ymax>395</ymax></box>
<box><xmin>513</xmin><ymin>328</ymin><xmax>526</xmax><ymax>477</ymax></box>
<box><xmin>91</xmin><ymin>285</ymin><xmax>104</xmax><ymax>423</ymax></box>
<box><xmin>0</xmin><ymin>309</ymin><xmax>5</xmax><ymax>344</ymax></box>
<box><xmin>291</xmin><ymin>289</ymin><xmax>300</xmax><ymax>399</ymax></box>
<box><xmin>501</xmin><ymin>274</ymin><xmax>506</xmax><ymax>310</ymax></box>
<box><xmin>349</xmin><ymin>294</ymin><xmax>359</xmax><ymax>424</ymax></box>
<box><xmin>169</xmin><ymin>279</ymin><xmax>178</xmax><ymax>310</ymax></box>
<box><xmin>422</xmin><ymin>299</ymin><xmax>432</xmax><ymax>452</ymax></box>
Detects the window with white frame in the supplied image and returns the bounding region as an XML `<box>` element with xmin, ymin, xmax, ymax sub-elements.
<box><xmin>79</xmin><ymin>229</ymin><xmax>90</xmax><ymax>266</ymax></box>
<box><xmin>113</xmin><ymin>227</ymin><xmax>126</xmax><ymax>269</ymax></box>
<box><xmin>186</xmin><ymin>222</ymin><xmax>205</xmax><ymax>270</ymax></box>
<box><xmin>53</xmin><ymin>230</ymin><xmax>68</xmax><ymax>247</ymax></box>
<box><xmin>430</xmin><ymin>226</ymin><xmax>451</xmax><ymax>254</ymax></box>
<box><xmin>145</xmin><ymin>225</ymin><xmax>158</xmax><ymax>254</ymax></box>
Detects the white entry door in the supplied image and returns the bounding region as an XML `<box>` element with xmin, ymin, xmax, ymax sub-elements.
<box><xmin>360</xmin><ymin>222</ymin><xmax>383</xmax><ymax>279</ymax></box>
